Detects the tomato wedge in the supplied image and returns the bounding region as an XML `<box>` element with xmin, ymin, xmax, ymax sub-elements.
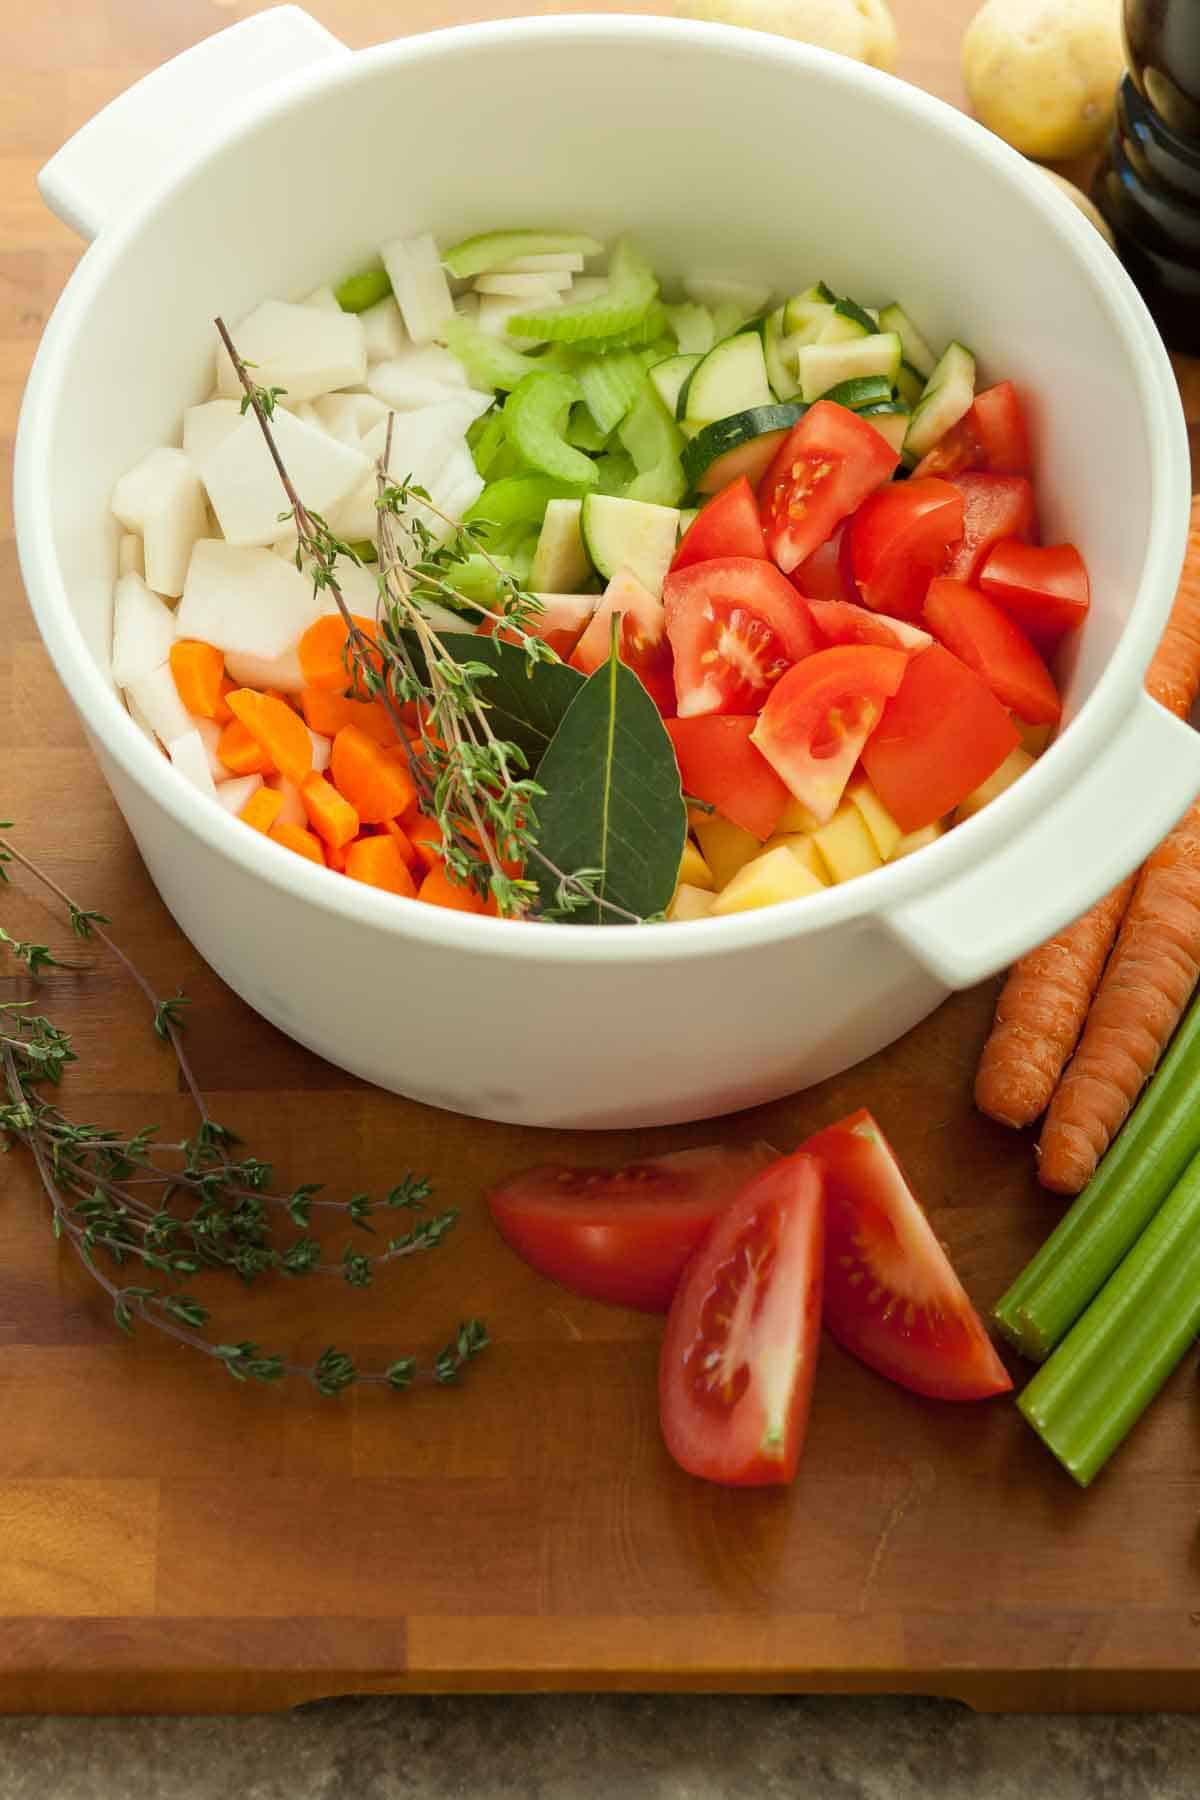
<box><xmin>750</xmin><ymin>644</ymin><xmax>908</xmax><ymax>825</ymax></box>
<box><xmin>848</xmin><ymin>477</ymin><xmax>964</xmax><ymax>620</ymax></box>
<box><xmin>486</xmin><ymin>1142</ymin><xmax>778</xmax><ymax>1313</ymax></box>
<box><xmin>924</xmin><ymin>577</ymin><xmax>1061</xmax><ymax>726</ymax></box>
<box><xmin>800</xmin><ymin>1109</ymin><xmax>1012</xmax><ymax>1401</ymax></box>
<box><xmin>671</xmin><ymin>476</ymin><xmax>767</xmax><ymax>572</ymax></box>
<box><xmin>808</xmin><ymin>598</ymin><xmax>932</xmax><ymax>656</ymax></box>
<box><xmin>790</xmin><ymin>520</ymin><xmax>860</xmax><ymax>605</ymax></box>
<box><xmin>480</xmin><ymin>593</ymin><xmax>596</xmax><ymax>659</ymax></box>
<box><xmin>666</xmin><ymin>715</ymin><xmax>790</xmax><ymax>840</ymax></box>
<box><xmin>759</xmin><ymin>401</ymin><xmax>899</xmax><ymax>574</ymax></box>
<box><xmin>659</xmin><ymin>1152</ymin><xmax>824</xmax><ymax>1486</ymax></box>
<box><xmin>860</xmin><ymin>643</ymin><xmax>1020</xmax><ymax>831</ymax></box>
<box><xmin>663</xmin><ymin>557</ymin><xmax>818</xmax><ymax>717</ymax></box>
<box><xmin>912</xmin><ymin>382</ymin><xmax>1031</xmax><ymax>480</ymax></box>
<box><xmin>571</xmin><ymin>567</ymin><xmax>676</xmax><ymax>714</ymax></box>
<box><xmin>977</xmin><ymin>538</ymin><xmax>1091</xmax><ymax>652</ymax></box>
<box><xmin>944</xmin><ymin>473</ymin><xmax>1037</xmax><ymax>584</ymax></box>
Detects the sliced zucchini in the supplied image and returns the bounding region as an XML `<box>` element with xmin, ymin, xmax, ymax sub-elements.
<box><xmin>442</xmin><ymin>229</ymin><xmax>604</xmax><ymax>281</ymax></box>
<box><xmin>663</xmin><ymin>302</ymin><xmax>715</xmax><ymax>355</ymax></box>
<box><xmin>683</xmin><ymin>332</ymin><xmax>773</xmax><ymax>427</ymax></box>
<box><xmin>710</xmin><ymin>300</ymin><xmax>753</xmax><ymax>342</ymax></box>
<box><xmin>505</xmin><ymin>237</ymin><xmax>658</xmax><ymax>343</ymax></box>
<box><xmin>877</xmin><ymin>303</ymin><xmax>939</xmax><ymax>380</ymax></box>
<box><xmin>503</xmin><ymin>371</ymin><xmax>599</xmax><ymax>486</ymax></box>
<box><xmin>894</xmin><ymin>360</ymin><xmax>926</xmax><ymax>408</ymax></box>
<box><xmin>904</xmin><ymin>341</ymin><xmax>976</xmax><ymax>460</ymax></box>
<box><xmin>649</xmin><ymin>353</ymin><xmax>703</xmax><ymax>417</ymax></box>
<box><xmin>832</xmin><ymin>296</ymin><xmax>878</xmax><ymax>334</ymax></box>
<box><xmin>857</xmin><ymin>402</ymin><xmax>912</xmax><ymax>454</ymax></box>
<box><xmin>797</xmin><ymin>332</ymin><xmax>902</xmax><ymax>403</ymax></box>
<box><xmin>530</xmin><ymin>498</ymin><xmax>592</xmax><ymax>592</ymax></box>
<box><xmin>580</xmin><ymin>493</ymin><xmax>681</xmax><ymax>595</ymax></box>
<box><xmin>678</xmin><ymin>507</ymin><xmax>700</xmax><ymax>536</ymax></box>
<box><xmin>683</xmin><ymin>274</ymin><xmax>773</xmax><ymax>318</ymax></box>
<box><xmin>761</xmin><ymin>307</ymin><xmax>802</xmax><ymax>401</ymax></box>
<box><xmin>783</xmin><ymin>283</ymin><xmax>836</xmax><ymax>340</ymax></box>
<box><xmin>818</xmin><ymin>375</ymin><xmax>895</xmax><ymax>412</ymax></box>
<box><xmin>680</xmin><ymin>402</ymin><xmax>806</xmax><ymax>495</ymax></box>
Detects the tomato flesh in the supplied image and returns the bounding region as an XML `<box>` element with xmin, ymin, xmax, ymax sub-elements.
<box><xmin>800</xmin><ymin>1109</ymin><xmax>1012</xmax><ymax>1401</ymax></box>
<box><xmin>860</xmin><ymin>642</ymin><xmax>1020</xmax><ymax>831</ymax></box>
<box><xmin>848</xmin><ymin>477</ymin><xmax>965</xmax><ymax>620</ymax></box>
<box><xmin>924</xmin><ymin>577</ymin><xmax>1061</xmax><ymax>726</ymax></box>
<box><xmin>659</xmin><ymin>1153</ymin><xmax>824</xmax><ymax>1486</ymax></box>
<box><xmin>758</xmin><ymin>401</ymin><xmax>899</xmax><ymax>574</ymax></box>
<box><xmin>944</xmin><ymin>473</ymin><xmax>1037</xmax><ymax>584</ymax></box>
<box><xmin>480</xmin><ymin>593</ymin><xmax>595</xmax><ymax>660</ymax></box>
<box><xmin>912</xmin><ymin>382</ymin><xmax>1031</xmax><ymax>481</ymax></box>
<box><xmin>978</xmin><ymin>538</ymin><xmax>1091</xmax><ymax>652</ymax></box>
<box><xmin>671</xmin><ymin>476</ymin><xmax>767</xmax><ymax>572</ymax></box>
<box><xmin>790</xmin><ymin>521</ymin><xmax>858</xmax><ymax>605</ymax></box>
<box><xmin>808</xmin><ymin>598</ymin><xmax>932</xmax><ymax>656</ymax></box>
<box><xmin>750</xmin><ymin>644</ymin><xmax>908</xmax><ymax>825</ymax></box>
<box><xmin>666</xmin><ymin>715</ymin><xmax>790</xmax><ymax>840</ymax></box>
<box><xmin>663</xmin><ymin>557</ymin><xmax>818</xmax><ymax>717</ymax></box>
<box><xmin>486</xmin><ymin>1142</ymin><xmax>778</xmax><ymax>1313</ymax></box>
<box><xmin>571</xmin><ymin>567</ymin><xmax>676</xmax><ymax>715</ymax></box>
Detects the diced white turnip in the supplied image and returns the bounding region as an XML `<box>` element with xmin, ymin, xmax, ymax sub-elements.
<box><xmin>313</xmin><ymin>553</ymin><xmax>379</xmax><ymax>616</ymax></box>
<box><xmin>111</xmin><ymin>447</ymin><xmax>208</xmax><ymax>598</ymax></box>
<box><xmin>268</xmin><ymin>775</ymin><xmax>306</xmax><ymax>827</ymax></box>
<box><xmin>182</xmin><ymin>399</ymin><xmax>243</xmax><ymax>462</ymax></box>
<box><xmin>168</xmin><ymin>728</ymin><xmax>220</xmax><ymax>801</ymax></box>
<box><xmin>359</xmin><ymin>295</ymin><xmax>409</xmax><ymax>364</ymax></box>
<box><xmin>366</xmin><ymin>344</ymin><xmax>472</xmax><ymax>414</ymax></box>
<box><xmin>123</xmin><ymin>688</ymin><xmax>160</xmax><ymax>746</ymax></box>
<box><xmin>127</xmin><ymin>661</ymin><xmax>193</xmax><ymax>746</ymax></box>
<box><xmin>214</xmin><ymin>772</ymin><xmax>263</xmax><ymax>814</ymax></box>
<box><xmin>197</xmin><ymin>406</ymin><xmax>370</xmax><ymax>547</ymax></box>
<box><xmin>307</xmin><ymin>729</ymin><xmax>331</xmax><ymax>773</ymax></box>
<box><xmin>118</xmin><ymin>534</ymin><xmax>144</xmax><ymax>577</ymax></box>
<box><xmin>428</xmin><ymin>441</ymin><xmax>484</xmax><ymax>533</ymax></box>
<box><xmin>224</xmin><ymin>642</ymin><xmax>306</xmax><ymax>694</ymax></box>
<box><xmin>176</xmin><ymin>540</ymin><xmax>321</xmax><ymax>659</ymax></box>
<box><xmin>311</xmin><ymin>392</ymin><xmax>389</xmax><ymax>446</ymax></box>
<box><xmin>381</xmin><ymin>234</ymin><xmax>454</xmax><ymax>346</ymax></box>
<box><xmin>293</xmin><ymin>400</ymin><xmax>324</xmax><ymax>430</ymax></box>
<box><xmin>215</xmin><ymin>300</ymin><xmax>367</xmax><ymax>403</ymax></box>
<box><xmin>188</xmin><ymin>716</ymin><xmax>227</xmax><ymax>782</ymax></box>
<box><xmin>330</xmin><ymin>398</ymin><xmax>489</xmax><ymax>542</ymax></box>
<box><xmin>473</xmin><ymin>272</ymin><xmax>573</xmax><ymax>297</ymax></box>
<box><xmin>302</xmin><ymin>285</ymin><xmax>342</xmax><ymax>313</ymax></box>
<box><xmin>497</xmin><ymin>252</ymin><xmax>587</xmax><ymax>275</ymax></box>
<box><xmin>111</xmin><ymin>572</ymin><xmax>177</xmax><ymax>688</ymax></box>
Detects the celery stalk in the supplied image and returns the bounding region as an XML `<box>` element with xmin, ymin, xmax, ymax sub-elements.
<box><xmin>335</xmin><ymin>266</ymin><xmax>392</xmax><ymax>312</ymax></box>
<box><xmin>506</xmin><ymin>239</ymin><xmax>658</xmax><ymax>344</ymax></box>
<box><xmin>1018</xmin><ymin>1149</ymin><xmax>1200</xmax><ymax>1485</ymax></box>
<box><xmin>994</xmin><ymin>990</ymin><xmax>1200</xmax><ymax>1359</ymax></box>
<box><xmin>503</xmin><ymin>372</ymin><xmax>599</xmax><ymax>488</ymax></box>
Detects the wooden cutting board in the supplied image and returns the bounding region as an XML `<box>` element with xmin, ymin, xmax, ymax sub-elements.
<box><xmin>4</xmin><ymin>0</ymin><xmax>1200</xmax><ymax>1718</ymax></box>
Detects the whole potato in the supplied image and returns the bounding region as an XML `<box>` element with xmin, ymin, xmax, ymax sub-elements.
<box><xmin>962</xmin><ymin>0</ymin><xmax>1125</xmax><ymax>161</ymax></box>
<box><xmin>674</xmin><ymin>0</ymin><xmax>898</xmax><ymax>73</ymax></box>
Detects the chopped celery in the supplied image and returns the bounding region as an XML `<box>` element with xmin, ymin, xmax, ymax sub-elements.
<box><xmin>1017</xmin><ymin>1149</ymin><xmax>1200</xmax><ymax>1486</ymax></box>
<box><xmin>503</xmin><ymin>372</ymin><xmax>599</xmax><ymax>486</ymax></box>
<box><xmin>618</xmin><ymin>385</ymin><xmax>686</xmax><ymax>509</ymax></box>
<box><xmin>664</xmin><ymin>302</ymin><xmax>716</xmax><ymax>356</ymax></box>
<box><xmin>568</xmin><ymin>302</ymin><xmax>671</xmax><ymax>356</ymax></box>
<box><xmin>335</xmin><ymin>266</ymin><xmax>393</xmax><ymax>312</ymax></box>
<box><xmin>443</xmin><ymin>315</ymin><xmax>541</xmax><ymax>392</ymax></box>
<box><xmin>469</xmin><ymin>409</ymin><xmax>509</xmax><ymax>478</ymax></box>
<box><xmin>505</xmin><ymin>238</ymin><xmax>659</xmax><ymax>343</ymax></box>
<box><xmin>465</xmin><ymin>472</ymin><xmax>590</xmax><ymax>530</ymax></box>
<box><xmin>565</xmin><ymin>405</ymin><xmax>611</xmax><ymax>453</ymax></box>
<box><xmin>592</xmin><ymin>451</ymin><xmax>638</xmax><ymax>495</ymax></box>
<box><xmin>576</xmin><ymin>350</ymin><xmax>647</xmax><ymax>435</ymax></box>
<box><xmin>439</xmin><ymin>543</ymin><xmax>535</xmax><ymax>604</ymax></box>
<box><xmin>442</xmin><ymin>230</ymin><xmax>604</xmax><ymax>281</ymax></box>
<box><xmin>347</xmin><ymin>539</ymin><xmax>378</xmax><ymax>563</ymax></box>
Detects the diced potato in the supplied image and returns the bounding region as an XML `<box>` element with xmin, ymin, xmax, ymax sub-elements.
<box><xmin>307</xmin><ymin>729</ymin><xmax>332</xmax><ymax>774</ymax></box>
<box><xmin>182</xmin><ymin>398</ymin><xmax>243</xmax><ymax>462</ymax></box>
<box><xmin>710</xmin><ymin>846</ymin><xmax>826</xmax><ymax>915</ymax></box>
<box><xmin>215</xmin><ymin>300</ymin><xmax>367</xmax><ymax>402</ymax></box>
<box><xmin>118</xmin><ymin>534</ymin><xmax>144</xmax><ymax>577</ymax></box>
<box><xmin>360</xmin><ymin>295</ymin><xmax>409</xmax><ymax>364</ymax></box>
<box><xmin>176</xmin><ymin>541</ymin><xmax>321</xmax><ymax>660</ymax></box>
<box><xmin>367</xmin><ymin>343</ymin><xmax>471</xmax><ymax>411</ymax></box>
<box><xmin>761</xmin><ymin>832</ymin><xmax>828</xmax><ymax>883</ymax></box>
<box><xmin>331</xmin><ymin>398</ymin><xmax>490</xmax><ymax>542</ymax></box>
<box><xmin>214</xmin><ymin>773</ymin><xmax>263</xmax><ymax>815</ymax></box>
<box><xmin>269</xmin><ymin>776</ymin><xmax>306</xmax><ymax>827</ymax></box>
<box><xmin>168</xmin><ymin>727</ymin><xmax>219</xmax><ymax>800</ymax></box>
<box><xmin>111</xmin><ymin>572</ymin><xmax>176</xmax><ymax>688</ymax></box>
<box><xmin>678</xmin><ymin>838</ymin><xmax>715</xmax><ymax>891</ymax></box>
<box><xmin>692</xmin><ymin>814</ymin><xmax>761</xmax><ymax>889</ymax></box>
<box><xmin>381</xmin><ymin>234</ymin><xmax>455</xmax><ymax>346</ymax></box>
<box><xmin>776</xmin><ymin>791</ymin><xmax>823</xmax><ymax>834</ymax></box>
<box><xmin>891</xmin><ymin>821</ymin><xmax>946</xmax><ymax>860</ymax></box>
<box><xmin>197</xmin><ymin>406</ymin><xmax>370</xmax><ymax>547</ymax></box>
<box><xmin>813</xmin><ymin>803</ymin><xmax>883</xmax><ymax>884</ymax></box>
<box><xmin>127</xmin><ymin>661</ymin><xmax>193</xmax><ymax>746</ymax></box>
<box><xmin>846</xmin><ymin>778</ymin><xmax>903</xmax><ymax>861</ymax></box>
<box><xmin>1015</xmin><ymin>716</ymin><xmax>1053</xmax><ymax>757</ymax></box>
<box><xmin>224</xmin><ymin>643</ymin><xmax>306</xmax><ymax>694</ymax></box>
<box><xmin>955</xmin><ymin>747</ymin><xmax>1034</xmax><ymax>821</ymax></box>
<box><xmin>311</xmin><ymin>392</ymin><xmax>389</xmax><ymax>446</ymax></box>
<box><xmin>669</xmin><ymin>883</ymin><xmax>715</xmax><ymax>922</ymax></box>
<box><xmin>111</xmin><ymin>447</ymin><xmax>208</xmax><ymax>598</ymax></box>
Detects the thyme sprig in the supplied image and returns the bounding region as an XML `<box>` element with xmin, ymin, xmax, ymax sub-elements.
<box><xmin>0</xmin><ymin>826</ymin><xmax>487</xmax><ymax>1395</ymax></box>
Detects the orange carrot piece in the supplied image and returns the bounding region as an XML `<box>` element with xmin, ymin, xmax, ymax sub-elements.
<box><xmin>345</xmin><ymin>834</ymin><xmax>417</xmax><ymax>897</ymax></box>
<box><xmin>239</xmin><ymin>787</ymin><xmax>284</xmax><ymax>834</ymax></box>
<box><xmin>298</xmin><ymin>686</ymin><xmax>398</xmax><ymax>747</ymax></box>
<box><xmin>975</xmin><ymin>875</ymin><xmax>1137</xmax><ymax>1128</ymax></box>
<box><xmin>219</xmin><ymin>719</ymin><xmax>274</xmax><ymax>777</ymax></box>
<box><xmin>227</xmin><ymin>688</ymin><xmax>313</xmax><ymax>788</ymax></box>
<box><xmin>170</xmin><ymin>640</ymin><xmax>226</xmax><ymax>718</ymax></box>
<box><xmin>329</xmin><ymin>724</ymin><xmax>416</xmax><ymax>824</ymax></box>
<box><xmin>299</xmin><ymin>771</ymin><xmax>360</xmax><ymax>851</ymax></box>
<box><xmin>417</xmin><ymin>862</ymin><xmax>496</xmax><ymax>916</ymax></box>
<box><xmin>383</xmin><ymin>818</ymin><xmax>417</xmax><ymax>865</ymax></box>
<box><xmin>297</xmin><ymin>614</ymin><xmax>382</xmax><ymax>693</ymax></box>
<box><xmin>407</xmin><ymin>814</ymin><xmax>444</xmax><ymax>871</ymax></box>
<box><xmin>213</xmin><ymin>674</ymin><xmax>237</xmax><ymax>726</ymax></box>
<box><xmin>1038</xmin><ymin>800</ymin><xmax>1200</xmax><ymax>1193</ymax></box>
<box><xmin>326</xmin><ymin>840</ymin><xmax>351</xmax><ymax>873</ymax></box>
<box><xmin>1144</xmin><ymin>496</ymin><xmax>1200</xmax><ymax>721</ymax></box>
<box><xmin>269</xmin><ymin>821</ymin><xmax>327</xmax><ymax>866</ymax></box>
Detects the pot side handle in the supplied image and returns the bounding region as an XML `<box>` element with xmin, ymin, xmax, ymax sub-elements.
<box><xmin>883</xmin><ymin>691</ymin><xmax>1200</xmax><ymax>990</ymax></box>
<box><xmin>37</xmin><ymin>6</ymin><xmax>349</xmax><ymax>242</ymax></box>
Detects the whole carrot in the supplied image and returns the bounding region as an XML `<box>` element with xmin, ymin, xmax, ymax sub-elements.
<box><xmin>1143</xmin><ymin>495</ymin><xmax>1200</xmax><ymax>720</ymax></box>
<box><xmin>1037</xmin><ymin>801</ymin><xmax>1200</xmax><ymax>1194</ymax></box>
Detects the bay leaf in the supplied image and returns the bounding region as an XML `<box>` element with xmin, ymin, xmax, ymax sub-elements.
<box><xmin>401</xmin><ymin>628</ymin><xmax>583</xmax><ymax>772</ymax></box>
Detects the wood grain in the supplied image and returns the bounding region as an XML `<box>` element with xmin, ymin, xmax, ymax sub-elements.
<box><xmin>3</xmin><ymin>0</ymin><xmax>1199</xmax><ymax>1717</ymax></box>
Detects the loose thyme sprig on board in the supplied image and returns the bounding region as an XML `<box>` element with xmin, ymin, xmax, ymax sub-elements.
<box><xmin>0</xmin><ymin>826</ymin><xmax>487</xmax><ymax>1396</ymax></box>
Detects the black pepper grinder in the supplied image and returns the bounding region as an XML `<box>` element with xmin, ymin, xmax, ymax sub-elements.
<box><xmin>1094</xmin><ymin>0</ymin><xmax>1200</xmax><ymax>354</ymax></box>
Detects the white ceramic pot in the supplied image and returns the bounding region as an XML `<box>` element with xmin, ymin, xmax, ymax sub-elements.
<box><xmin>15</xmin><ymin>7</ymin><xmax>1200</xmax><ymax>1128</ymax></box>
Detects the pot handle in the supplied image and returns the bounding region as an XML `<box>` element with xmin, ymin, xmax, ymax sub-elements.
<box><xmin>38</xmin><ymin>6</ymin><xmax>349</xmax><ymax>242</ymax></box>
<box><xmin>884</xmin><ymin>692</ymin><xmax>1200</xmax><ymax>990</ymax></box>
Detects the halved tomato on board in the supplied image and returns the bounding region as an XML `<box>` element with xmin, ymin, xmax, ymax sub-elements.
<box><xmin>800</xmin><ymin>1109</ymin><xmax>1012</xmax><ymax>1402</ymax></box>
<box><xmin>666</xmin><ymin>715</ymin><xmax>790</xmax><ymax>840</ymax></box>
<box><xmin>977</xmin><ymin>538</ymin><xmax>1091</xmax><ymax>653</ymax></box>
<box><xmin>759</xmin><ymin>401</ymin><xmax>899</xmax><ymax>574</ymax></box>
<box><xmin>848</xmin><ymin>477</ymin><xmax>964</xmax><ymax>620</ymax></box>
<box><xmin>571</xmin><ymin>567</ymin><xmax>676</xmax><ymax>715</ymax></box>
<box><xmin>924</xmin><ymin>577</ymin><xmax>1061</xmax><ymax>726</ymax></box>
<box><xmin>808</xmin><ymin>598</ymin><xmax>932</xmax><ymax>656</ymax></box>
<box><xmin>912</xmin><ymin>382</ymin><xmax>1032</xmax><ymax>481</ymax></box>
<box><xmin>659</xmin><ymin>1152</ymin><xmax>825</xmax><ymax>1486</ymax></box>
<box><xmin>670</xmin><ymin>476</ymin><xmax>767</xmax><ymax>572</ymax></box>
<box><xmin>944</xmin><ymin>473</ymin><xmax>1037</xmax><ymax>584</ymax></box>
<box><xmin>486</xmin><ymin>1142</ymin><xmax>778</xmax><ymax>1313</ymax></box>
<box><xmin>663</xmin><ymin>557</ymin><xmax>818</xmax><ymax>717</ymax></box>
<box><xmin>750</xmin><ymin>644</ymin><xmax>908</xmax><ymax>824</ymax></box>
<box><xmin>480</xmin><ymin>593</ymin><xmax>596</xmax><ymax>660</ymax></box>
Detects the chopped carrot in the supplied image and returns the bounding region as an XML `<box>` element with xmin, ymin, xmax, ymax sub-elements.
<box><xmin>219</xmin><ymin>718</ymin><xmax>274</xmax><ymax>777</ymax></box>
<box><xmin>1144</xmin><ymin>496</ymin><xmax>1200</xmax><ymax>721</ymax></box>
<box><xmin>345</xmin><ymin>834</ymin><xmax>417</xmax><ymax>897</ymax></box>
<box><xmin>383</xmin><ymin>818</ymin><xmax>417</xmax><ymax>865</ymax></box>
<box><xmin>418</xmin><ymin>862</ymin><xmax>496</xmax><ymax>915</ymax></box>
<box><xmin>213</xmin><ymin>674</ymin><xmax>237</xmax><ymax>726</ymax></box>
<box><xmin>299</xmin><ymin>686</ymin><xmax>398</xmax><ymax>746</ymax></box>
<box><xmin>170</xmin><ymin>640</ymin><xmax>226</xmax><ymax>718</ymax></box>
<box><xmin>297</xmin><ymin>614</ymin><xmax>383</xmax><ymax>693</ymax></box>
<box><xmin>227</xmin><ymin>688</ymin><xmax>313</xmax><ymax>788</ymax></box>
<box><xmin>407</xmin><ymin>813</ymin><xmax>444</xmax><ymax>871</ymax></box>
<box><xmin>329</xmin><ymin>724</ymin><xmax>416</xmax><ymax>824</ymax></box>
<box><xmin>239</xmin><ymin>786</ymin><xmax>284</xmax><ymax>834</ymax></box>
<box><xmin>269</xmin><ymin>821</ymin><xmax>327</xmax><ymax>865</ymax></box>
<box><xmin>326</xmin><ymin>840</ymin><xmax>351</xmax><ymax>873</ymax></box>
<box><xmin>299</xmin><ymin>771</ymin><xmax>360</xmax><ymax>850</ymax></box>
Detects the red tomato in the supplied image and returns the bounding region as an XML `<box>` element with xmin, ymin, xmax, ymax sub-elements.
<box><xmin>571</xmin><ymin>568</ymin><xmax>676</xmax><ymax>714</ymax></box>
<box><xmin>671</xmin><ymin>476</ymin><xmax>767</xmax><ymax>572</ymax></box>
<box><xmin>790</xmin><ymin>521</ymin><xmax>858</xmax><ymax>604</ymax></box>
<box><xmin>659</xmin><ymin>1153</ymin><xmax>824</xmax><ymax>1486</ymax></box>
<box><xmin>666</xmin><ymin>715</ymin><xmax>790</xmax><ymax>840</ymax></box>
<box><xmin>912</xmin><ymin>382</ymin><xmax>1031</xmax><ymax>480</ymax></box>
<box><xmin>924</xmin><ymin>577</ymin><xmax>1061</xmax><ymax>726</ymax></box>
<box><xmin>663</xmin><ymin>557</ymin><xmax>819</xmax><ymax>717</ymax></box>
<box><xmin>480</xmin><ymin>593</ymin><xmax>596</xmax><ymax>659</ymax></box>
<box><xmin>808</xmin><ymin>598</ymin><xmax>932</xmax><ymax>656</ymax></box>
<box><xmin>944</xmin><ymin>474</ymin><xmax>1037</xmax><ymax>584</ymax></box>
<box><xmin>758</xmin><ymin>401</ymin><xmax>899</xmax><ymax>574</ymax></box>
<box><xmin>800</xmin><ymin>1109</ymin><xmax>1012</xmax><ymax>1401</ymax></box>
<box><xmin>486</xmin><ymin>1142</ymin><xmax>778</xmax><ymax>1313</ymax></box>
<box><xmin>848</xmin><ymin>477</ymin><xmax>965</xmax><ymax>620</ymax></box>
<box><xmin>860</xmin><ymin>643</ymin><xmax>1020</xmax><ymax>831</ymax></box>
<box><xmin>750</xmin><ymin>644</ymin><xmax>908</xmax><ymax>825</ymax></box>
<box><xmin>978</xmin><ymin>538</ymin><xmax>1091</xmax><ymax>652</ymax></box>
